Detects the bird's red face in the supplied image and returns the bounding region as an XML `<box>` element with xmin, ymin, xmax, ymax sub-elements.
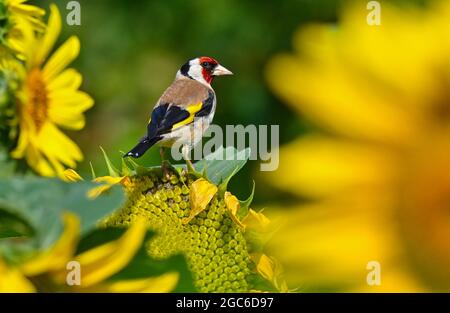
<box><xmin>179</xmin><ymin>56</ymin><xmax>233</xmax><ymax>86</ymax></box>
<box><xmin>198</xmin><ymin>57</ymin><xmax>219</xmax><ymax>84</ymax></box>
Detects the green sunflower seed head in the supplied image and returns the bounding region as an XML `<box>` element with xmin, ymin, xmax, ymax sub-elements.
<box><xmin>104</xmin><ymin>172</ymin><xmax>251</xmax><ymax>292</ymax></box>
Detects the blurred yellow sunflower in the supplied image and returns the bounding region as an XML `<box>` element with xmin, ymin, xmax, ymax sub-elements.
<box><xmin>9</xmin><ymin>4</ymin><xmax>93</xmax><ymax>177</ymax></box>
<box><xmin>0</xmin><ymin>0</ymin><xmax>45</xmax><ymax>56</ymax></box>
<box><xmin>264</xmin><ymin>1</ymin><xmax>450</xmax><ymax>291</ymax></box>
<box><xmin>0</xmin><ymin>213</ymin><xmax>179</xmax><ymax>292</ymax></box>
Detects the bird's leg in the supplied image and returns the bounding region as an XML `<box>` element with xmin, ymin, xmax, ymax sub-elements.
<box><xmin>160</xmin><ymin>147</ymin><xmax>171</xmax><ymax>180</ymax></box>
<box><xmin>182</xmin><ymin>145</ymin><xmax>201</xmax><ymax>178</ymax></box>
<box><xmin>182</xmin><ymin>145</ymin><xmax>194</xmax><ymax>172</ymax></box>
<box><xmin>186</xmin><ymin>159</ymin><xmax>195</xmax><ymax>173</ymax></box>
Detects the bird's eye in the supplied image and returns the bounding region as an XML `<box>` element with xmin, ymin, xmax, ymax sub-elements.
<box><xmin>201</xmin><ymin>62</ymin><xmax>210</xmax><ymax>67</ymax></box>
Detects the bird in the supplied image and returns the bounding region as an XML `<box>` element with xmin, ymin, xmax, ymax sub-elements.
<box><xmin>124</xmin><ymin>56</ymin><xmax>233</xmax><ymax>174</ymax></box>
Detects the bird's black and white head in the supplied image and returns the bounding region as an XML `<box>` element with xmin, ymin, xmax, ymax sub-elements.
<box><xmin>177</xmin><ymin>56</ymin><xmax>233</xmax><ymax>86</ymax></box>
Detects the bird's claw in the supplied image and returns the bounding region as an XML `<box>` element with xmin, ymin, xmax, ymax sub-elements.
<box><xmin>161</xmin><ymin>160</ymin><xmax>174</xmax><ymax>180</ymax></box>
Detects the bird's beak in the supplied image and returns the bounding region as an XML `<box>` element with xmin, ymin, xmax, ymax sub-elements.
<box><xmin>213</xmin><ymin>64</ymin><xmax>233</xmax><ymax>76</ymax></box>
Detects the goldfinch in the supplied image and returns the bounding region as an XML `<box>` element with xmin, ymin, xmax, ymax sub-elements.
<box><xmin>124</xmin><ymin>56</ymin><xmax>233</xmax><ymax>171</ymax></box>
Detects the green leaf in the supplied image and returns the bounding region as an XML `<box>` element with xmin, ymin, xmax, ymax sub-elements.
<box><xmin>123</xmin><ymin>155</ymin><xmax>141</xmax><ymax>171</ymax></box>
<box><xmin>0</xmin><ymin>210</ymin><xmax>34</xmax><ymax>239</ymax></box>
<box><xmin>121</xmin><ymin>157</ymin><xmax>131</xmax><ymax>176</ymax></box>
<box><xmin>218</xmin><ymin>165</ymin><xmax>240</xmax><ymax>197</ymax></box>
<box><xmin>89</xmin><ymin>162</ymin><xmax>97</xmax><ymax>179</ymax></box>
<box><xmin>0</xmin><ymin>149</ymin><xmax>15</xmax><ymax>178</ymax></box>
<box><xmin>77</xmin><ymin>228</ymin><xmax>197</xmax><ymax>292</ymax></box>
<box><xmin>100</xmin><ymin>146</ymin><xmax>119</xmax><ymax>177</ymax></box>
<box><xmin>0</xmin><ymin>177</ymin><xmax>125</xmax><ymax>260</ymax></box>
<box><xmin>194</xmin><ymin>146</ymin><xmax>251</xmax><ymax>185</ymax></box>
<box><xmin>238</xmin><ymin>180</ymin><xmax>255</xmax><ymax>219</ymax></box>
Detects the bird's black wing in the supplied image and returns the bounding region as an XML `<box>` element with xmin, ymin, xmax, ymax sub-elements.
<box><xmin>125</xmin><ymin>91</ymin><xmax>214</xmax><ymax>159</ymax></box>
<box><xmin>147</xmin><ymin>103</ymin><xmax>190</xmax><ymax>139</ymax></box>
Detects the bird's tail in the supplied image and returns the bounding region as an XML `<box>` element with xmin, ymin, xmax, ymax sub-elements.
<box><xmin>124</xmin><ymin>136</ymin><xmax>161</xmax><ymax>158</ymax></box>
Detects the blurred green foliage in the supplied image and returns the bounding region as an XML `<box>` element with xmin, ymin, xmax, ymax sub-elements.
<box><xmin>33</xmin><ymin>0</ymin><xmax>339</xmax><ymax>202</ymax></box>
<box><xmin>34</xmin><ymin>0</ymin><xmax>426</xmax><ymax>202</ymax></box>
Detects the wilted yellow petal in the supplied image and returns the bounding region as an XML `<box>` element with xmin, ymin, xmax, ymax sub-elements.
<box><xmin>224</xmin><ymin>191</ymin><xmax>245</xmax><ymax>228</ymax></box>
<box><xmin>94</xmin><ymin>176</ymin><xmax>127</xmax><ymax>185</ymax></box>
<box><xmin>183</xmin><ymin>178</ymin><xmax>217</xmax><ymax>224</ymax></box>
<box><xmin>88</xmin><ymin>185</ymin><xmax>112</xmax><ymax>199</ymax></box>
<box><xmin>242</xmin><ymin>209</ymin><xmax>271</xmax><ymax>233</ymax></box>
<box><xmin>0</xmin><ymin>259</ymin><xmax>35</xmax><ymax>292</ymax></box>
<box><xmin>250</xmin><ymin>253</ymin><xmax>289</xmax><ymax>292</ymax></box>
<box><xmin>20</xmin><ymin>212</ymin><xmax>80</xmax><ymax>276</ymax></box>
<box><xmin>87</xmin><ymin>176</ymin><xmax>127</xmax><ymax>199</ymax></box>
<box><xmin>74</xmin><ymin>218</ymin><xmax>147</xmax><ymax>287</ymax></box>
<box><xmin>251</xmin><ymin>253</ymin><xmax>274</xmax><ymax>282</ymax></box>
<box><xmin>63</xmin><ymin>169</ymin><xmax>84</xmax><ymax>182</ymax></box>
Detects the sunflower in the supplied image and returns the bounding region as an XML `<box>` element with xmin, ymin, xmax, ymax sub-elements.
<box><xmin>264</xmin><ymin>1</ymin><xmax>450</xmax><ymax>291</ymax></box>
<box><xmin>63</xmin><ymin>149</ymin><xmax>285</xmax><ymax>293</ymax></box>
<box><xmin>0</xmin><ymin>0</ymin><xmax>45</xmax><ymax>56</ymax></box>
<box><xmin>9</xmin><ymin>4</ymin><xmax>93</xmax><ymax>177</ymax></box>
<box><xmin>0</xmin><ymin>213</ymin><xmax>179</xmax><ymax>292</ymax></box>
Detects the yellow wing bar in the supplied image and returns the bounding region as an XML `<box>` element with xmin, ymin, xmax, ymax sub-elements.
<box><xmin>171</xmin><ymin>102</ymin><xmax>203</xmax><ymax>130</ymax></box>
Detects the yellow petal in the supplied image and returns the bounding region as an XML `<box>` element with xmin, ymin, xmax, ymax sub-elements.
<box><xmin>46</xmin><ymin>153</ymin><xmax>69</xmax><ymax>178</ymax></box>
<box><xmin>12</xmin><ymin>3</ymin><xmax>45</xmax><ymax>14</ymax></box>
<box><xmin>8</xmin><ymin>17</ymin><xmax>35</xmax><ymax>61</ymax></box>
<box><xmin>183</xmin><ymin>178</ymin><xmax>217</xmax><ymax>224</ymax></box>
<box><xmin>10</xmin><ymin>128</ymin><xmax>29</xmax><ymax>159</ymax></box>
<box><xmin>48</xmin><ymin>90</ymin><xmax>94</xmax><ymax>111</ymax></box>
<box><xmin>94</xmin><ymin>176</ymin><xmax>127</xmax><ymax>185</ymax></box>
<box><xmin>0</xmin><ymin>259</ymin><xmax>36</xmax><ymax>292</ymax></box>
<box><xmin>250</xmin><ymin>253</ymin><xmax>289</xmax><ymax>292</ymax></box>
<box><xmin>261</xmin><ymin>135</ymin><xmax>396</xmax><ymax>199</ymax></box>
<box><xmin>37</xmin><ymin>122</ymin><xmax>83</xmax><ymax>168</ymax></box>
<box><xmin>47</xmin><ymin>91</ymin><xmax>94</xmax><ymax>130</ymax></box>
<box><xmin>87</xmin><ymin>176</ymin><xmax>127</xmax><ymax>199</ymax></box>
<box><xmin>11</xmin><ymin>104</ymin><xmax>35</xmax><ymax>159</ymax></box>
<box><xmin>266</xmin><ymin>53</ymin><xmax>416</xmax><ymax>145</ymax></box>
<box><xmin>20</xmin><ymin>212</ymin><xmax>80</xmax><ymax>276</ymax></box>
<box><xmin>224</xmin><ymin>191</ymin><xmax>245</xmax><ymax>228</ymax></box>
<box><xmin>74</xmin><ymin>218</ymin><xmax>147</xmax><ymax>287</ymax></box>
<box><xmin>88</xmin><ymin>184</ymin><xmax>114</xmax><ymax>199</ymax></box>
<box><xmin>251</xmin><ymin>253</ymin><xmax>274</xmax><ymax>282</ymax></box>
<box><xmin>49</xmin><ymin>112</ymin><xmax>86</xmax><ymax>131</ymax></box>
<box><xmin>63</xmin><ymin>169</ymin><xmax>84</xmax><ymax>182</ymax></box>
<box><xmin>25</xmin><ymin>144</ymin><xmax>56</xmax><ymax>177</ymax></box>
<box><xmin>47</xmin><ymin>68</ymin><xmax>82</xmax><ymax>91</ymax></box>
<box><xmin>266</xmin><ymin>199</ymin><xmax>413</xmax><ymax>290</ymax></box>
<box><xmin>43</xmin><ymin>36</ymin><xmax>80</xmax><ymax>82</ymax></box>
<box><xmin>242</xmin><ymin>209</ymin><xmax>271</xmax><ymax>233</ymax></box>
<box><xmin>94</xmin><ymin>272</ymin><xmax>179</xmax><ymax>293</ymax></box>
<box><xmin>34</xmin><ymin>4</ymin><xmax>61</xmax><ymax>66</ymax></box>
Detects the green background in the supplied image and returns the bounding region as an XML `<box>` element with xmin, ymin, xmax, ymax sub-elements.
<box><xmin>34</xmin><ymin>0</ymin><xmax>424</xmax><ymax>203</ymax></box>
